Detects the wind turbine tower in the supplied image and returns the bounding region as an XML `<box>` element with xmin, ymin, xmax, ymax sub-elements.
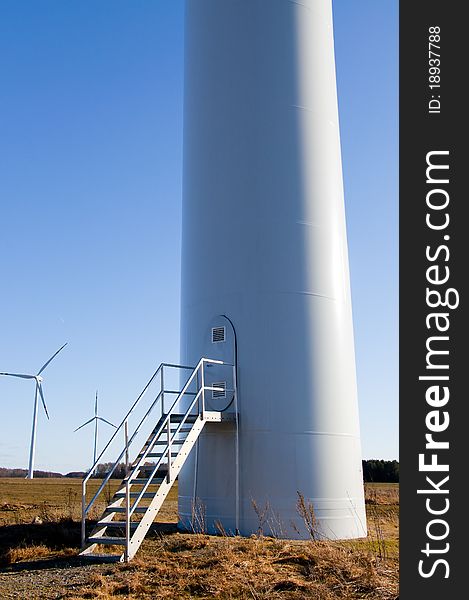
<box><xmin>0</xmin><ymin>343</ymin><xmax>67</xmax><ymax>479</ymax></box>
<box><xmin>179</xmin><ymin>0</ymin><xmax>367</xmax><ymax>538</ymax></box>
<box><xmin>75</xmin><ymin>391</ymin><xmax>116</xmax><ymax>471</ymax></box>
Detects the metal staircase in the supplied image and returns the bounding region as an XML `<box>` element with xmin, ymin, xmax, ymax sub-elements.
<box><xmin>79</xmin><ymin>358</ymin><xmax>236</xmax><ymax>562</ymax></box>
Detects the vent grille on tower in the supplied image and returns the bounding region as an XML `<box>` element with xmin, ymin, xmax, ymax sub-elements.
<box><xmin>212</xmin><ymin>381</ymin><xmax>226</xmax><ymax>399</ymax></box>
<box><xmin>211</xmin><ymin>326</ymin><xmax>226</xmax><ymax>343</ymax></box>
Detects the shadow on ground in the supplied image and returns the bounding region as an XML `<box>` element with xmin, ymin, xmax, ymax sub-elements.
<box><xmin>0</xmin><ymin>520</ymin><xmax>178</xmax><ymax>570</ymax></box>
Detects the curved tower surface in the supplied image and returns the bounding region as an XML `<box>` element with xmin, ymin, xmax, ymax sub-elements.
<box><xmin>179</xmin><ymin>0</ymin><xmax>367</xmax><ymax>539</ymax></box>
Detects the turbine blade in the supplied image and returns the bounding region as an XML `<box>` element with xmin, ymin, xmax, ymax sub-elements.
<box><xmin>0</xmin><ymin>373</ymin><xmax>35</xmax><ymax>379</ymax></box>
<box><xmin>95</xmin><ymin>391</ymin><xmax>98</xmax><ymax>417</ymax></box>
<box><xmin>97</xmin><ymin>417</ymin><xmax>117</xmax><ymax>428</ymax></box>
<box><xmin>74</xmin><ymin>417</ymin><xmax>95</xmax><ymax>432</ymax></box>
<box><xmin>37</xmin><ymin>342</ymin><xmax>68</xmax><ymax>375</ymax></box>
<box><xmin>37</xmin><ymin>383</ymin><xmax>49</xmax><ymax>419</ymax></box>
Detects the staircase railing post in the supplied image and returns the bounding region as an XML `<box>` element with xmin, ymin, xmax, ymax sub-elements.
<box><xmin>200</xmin><ymin>362</ymin><xmax>205</xmax><ymax>420</ymax></box>
<box><xmin>167</xmin><ymin>417</ymin><xmax>172</xmax><ymax>483</ymax></box>
<box><xmin>196</xmin><ymin>369</ymin><xmax>200</xmax><ymax>416</ymax></box>
<box><xmin>81</xmin><ymin>480</ymin><xmax>86</xmax><ymax>549</ymax></box>
<box><xmin>161</xmin><ymin>365</ymin><xmax>165</xmax><ymax>418</ymax></box>
<box><xmin>125</xmin><ymin>478</ymin><xmax>130</xmax><ymax>562</ymax></box>
<box><xmin>124</xmin><ymin>419</ymin><xmax>129</xmax><ymax>476</ymax></box>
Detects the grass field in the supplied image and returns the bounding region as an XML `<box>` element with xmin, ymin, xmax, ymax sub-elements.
<box><xmin>0</xmin><ymin>479</ymin><xmax>398</xmax><ymax>599</ymax></box>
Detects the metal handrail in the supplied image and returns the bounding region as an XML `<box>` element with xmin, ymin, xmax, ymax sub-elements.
<box><xmin>84</xmin><ymin>362</ymin><xmax>194</xmax><ymax>484</ymax></box>
<box><xmin>84</xmin><ymin>387</ymin><xmax>164</xmax><ymax>514</ymax></box>
<box><xmin>81</xmin><ymin>357</ymin><xmax>232</xmax><ymax>550</ymax></box>
<box><xmin>126</xmin><ymin>359</ymin><xmax>227</xmax><ymax>521</ymax></box>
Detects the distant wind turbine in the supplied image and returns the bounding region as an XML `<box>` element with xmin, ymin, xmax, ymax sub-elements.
<box><xmin>75</xmin><ymin>391</ymin><xmax>116</xmax><ymax>471</ymax></box>
<box><xmin>0</xmin><ymin>343</ymin><xmax>68</xmax><ymax>479</ymax></box>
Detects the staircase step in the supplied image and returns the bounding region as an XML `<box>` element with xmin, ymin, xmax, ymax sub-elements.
<box><xmin>167</xmin><ymin>414</ymin><xmax>198</xmax><ymax>423</ymax></box>
<box><xmin>140</xmin><ymin>452</ymin><xmax>179</xmax><ymax>462</ymax></box>
<box><xmin>136</xmin><ymin>463</ymin><xmax>173</xmax><ymax>468</ymax></box>
<box><xmin>114</xmin><ymin>491</ymin><xmax>156</xmax><ymax>499</ymax></box>
<box><xmin>106</xmin><ymin>506</ymin><xmax>148</xmax><ymax>514</ymax></box>
<box><xmin>142</xmin><ymin>453</ymin><xmax>177</xmax><ymax>459</ymax></box>
<box><xmin>96</xmin><ymin>520</ymin><xmax>140</xmax><ymax>529</ymax></box>
<box><xmin>142</xmin><ymin>439</ymin><xmax>184</xmax><ymax>447</ymax></box>
<box><xmin>88</xmin><ymin>536</ymin><xmax>127</xmax><ymax>545</ymax></box>
<box><xmin>135</xmin><ymin>447</ymin><xmax>180</xmax><ymax>458</ymax></box>
<box><xmin>170</xmin><ymin>427</ymin><xmax>193</xmax><ymax>433</ymax></box>
<box><xmin>124</xmin><ymin>478</ymin><xmax>164</xmax><ymax>485</ymax></box>
<box><xmin>80</xmin><ymin>553</ymin><xmax>122</xmax><ymax>563</ymax></box>
<box><xmin>150</xmin><ymin>427</ymin><xmax>193</xmax><ymax>435</ymax></box>
<box><xmin>137</xmin><ymin>450</ymin><xmax>178</xmax><ymax>460</ymax></box>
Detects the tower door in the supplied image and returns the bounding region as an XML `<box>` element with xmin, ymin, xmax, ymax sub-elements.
<box><xmin>202</xmin><ymin>315</ymin><xmax>237</xmax><ymax>412</ymax></box>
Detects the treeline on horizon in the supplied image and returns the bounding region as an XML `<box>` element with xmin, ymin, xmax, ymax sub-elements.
<box><xmin>1</xmin><ymin>460</ymin><xmax>399</xmax><ymax>482</ymax></box>
<box><xmin>0</xmin><ymin>463</ymin><xmax>127</xmax><ymax>479</ymax></box>
<box><xmin>362</xmin><ymin>459</ymin><xmax>399</xmax><ymax>483</ymax></box>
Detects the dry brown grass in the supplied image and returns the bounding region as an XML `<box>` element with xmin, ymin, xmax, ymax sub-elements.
<box><xmin>365</xmin><ymin>484</ymin><xmax>399</xmax><ymax>507</ymax></box>
<box><xmin>64</xmin><ymin>535</ymin><xmax>398</xmax><ymax>599</ymax></box>
<box><xmin>3</xmin><ymin>543</ymin><xmax>77</xmax><ymax>565</ymax></box>
<box><xmin>0</xmin><ymin>479</ymin><xmax>399</xmax><ymax>599</ymax></box>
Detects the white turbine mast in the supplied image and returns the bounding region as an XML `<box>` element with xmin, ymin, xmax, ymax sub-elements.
<box><xmin>0</xmin><ymin>343</ymin><xmax>68</xmax><ymax>479</ymax></box>
<box><xmin>75</xmin><ymin>390</ymin><xmax>116</xmax><ymax>472</ymax></box>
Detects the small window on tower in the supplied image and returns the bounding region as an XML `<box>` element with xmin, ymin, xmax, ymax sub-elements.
<box><xmin>212</xmin><ymin>326</ymin><xmax>226</xmax><ymax>343</ymax></box>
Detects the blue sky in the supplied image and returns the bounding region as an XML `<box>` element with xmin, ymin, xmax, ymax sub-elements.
<box><xmin>0</xmin><ymin>1</ymin><xmax>397</xmax><ymax>473</ymax></box>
